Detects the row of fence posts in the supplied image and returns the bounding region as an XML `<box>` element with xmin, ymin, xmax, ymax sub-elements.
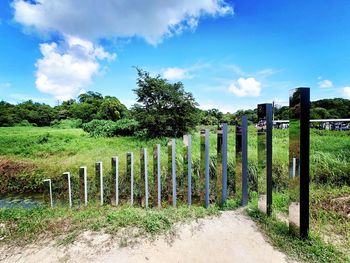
<box><xmin>43</xmin><ymin>120</ymin><xmax>247</xmax><ymax>209</ymax></box>
<box><xmin>43</xmin><ymin>87</ymin><xmax>310</xmax><ymax>238</ymax></box>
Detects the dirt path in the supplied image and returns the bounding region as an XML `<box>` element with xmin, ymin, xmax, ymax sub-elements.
<box><xmin>0</xmin><ymin>210</ymin><xmax>296</xmax><ymax>263</ymax></box>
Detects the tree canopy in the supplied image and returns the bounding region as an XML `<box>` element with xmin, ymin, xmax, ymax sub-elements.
<box><xmin>132</xmin><ymin>68</ymin><xmax>199</xmax><ymax>138</ymax></box>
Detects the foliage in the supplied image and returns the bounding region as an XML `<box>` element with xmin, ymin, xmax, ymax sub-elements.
<box><xmin>132</xmin><ymin>68</ymin><xmax>199</xmax><ymax>138</ymax></box>
<box><xmin>0</xmin><ymin>91</ymin><xmax>129</xmax><ymax>127</ymax></box>
<box><xmin>82</xmin><ymin>118</ymin><xmax>139</xmax><ymax>137</ymax></box>
<box><xmin>50</xmin><ymin>118</ymin><xmax>83</xmax><ymax>129</ymax></box>
<box><xmin>274</xmin><ymin>98</ymin><xmax>350</xmax><ymax>120</ymax></box>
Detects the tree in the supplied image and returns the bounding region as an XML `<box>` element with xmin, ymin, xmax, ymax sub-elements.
<box><xmin>132</xmin><ymin>68</ymin><xmax>199</xmax><ymax>138</ymax></box>
<box><xmin>97</xmin><ymin>96</ymin><xmax>129</xmax><ymax>120</ymax></box>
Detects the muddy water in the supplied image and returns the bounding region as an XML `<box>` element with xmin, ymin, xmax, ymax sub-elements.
<box><xmin>0</xmin><ymin>194</ymin><xmax>44</xmax><ymax>208</ymax></box>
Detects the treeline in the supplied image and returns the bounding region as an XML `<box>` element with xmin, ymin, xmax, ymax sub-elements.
<box><xmin>0</xmin><ymin>91</ymin><xmax>129</xmax><ymax>127</ymax></box>
<box><xmin>1</xmin><ymin>68</ymin><xmax>349</xmax><ymax>138</ymax></box>
<box><xmin>1</xmin><ymin>96</ymin><xmax>349</xmax><ymax>129</ymax></box>
<box><xmin>274</xmin><ymin>98</ymin><xmax>350</xmax><ymax>120</ymax></box>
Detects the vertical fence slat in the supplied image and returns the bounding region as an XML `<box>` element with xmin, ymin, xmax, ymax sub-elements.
<box><xmin>127</xmin><ymin>152</ymin><xmax>134</xmax><ymax>206</ymax></box>
<box><xmin>242</xmin><ymin>116</ymin><xmax>248</xmax><ymax>206</ymax></box>
<box><xmin>63</xmin><ymin>172</ymin><xmax>72</xmax><ymax>208</ymax></box>
<box><xmin>205</xmin><ymin>129</ymin><xmax>210</xmax><ymax>208</ymax></box>
<box><xmin>79</xmin><ymin>166</ymin><xmax>88</xmax><ymax>206</ymax></box>
<box><xmin>289</xmin><ymin>87</ymin><xmax>310</xmax><ymax>238</ymax></box>
<box><xmin>183</xmin><ymin>134</ymin><xmax>192</xmax><ymax>206</ymax></box>
<box><xmin>153</xmin><ymin>144</ymin><xmax>161</xmax><ymax>208</ymax></box>
<box><xmin>111</xmin><ymin>157</ymin><xmax>119</xmax><ymax>206</ymax></box>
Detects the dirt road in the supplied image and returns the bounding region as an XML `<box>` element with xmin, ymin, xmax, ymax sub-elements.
<box><xmin>0</xmin><ymin>210</ymin><xmax>295</xmax><ymax>263</ymax></box>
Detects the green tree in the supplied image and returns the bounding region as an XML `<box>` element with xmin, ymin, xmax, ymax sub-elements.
<box><xmin>97</xmin><ymin>96</ymin><xmax>129</xmax><ymax>120</ymax></box>
<box><xmin>132</xmin><ymin>68</ymin><xmax>199</xmax><ymax>138</ymax></box>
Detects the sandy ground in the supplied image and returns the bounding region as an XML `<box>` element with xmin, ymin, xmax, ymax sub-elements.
<box><xmin>0</xmin><ymin>210</ymin><xmax>296</xmax><ymax>263</ymax></box>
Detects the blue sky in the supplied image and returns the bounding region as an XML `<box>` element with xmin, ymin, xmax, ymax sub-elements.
<box><xmin>1</xmin><ymin>0</ymin><xmax>350</xmax><ymax>112</ymax></box>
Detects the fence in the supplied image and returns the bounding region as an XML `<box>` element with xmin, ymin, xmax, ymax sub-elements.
<box><xmin>43</xmin><ymin>87</ymin><xmax>310</xmax><ymax>238</ymax></box>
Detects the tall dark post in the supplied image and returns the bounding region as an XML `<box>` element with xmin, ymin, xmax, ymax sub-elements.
<box><xmin>289</xmin><ymin>87</ymin><xmax>310</xmax><ymax>238</ymax></box>
<box><xmin>235</xmin><ymin>119</ymin><xmax>242</xmax><ymax>200</ymax></box>
<box><xmin>236</xmin><ymin>116</ymin><xmax>248</xmax><ymax>205</ymax></box>
<box><xmin>200</xmin><ymin>130</ymin><xmax>205</xmax><ymax>204</ymax></box>
<box><xmin>216</xmin><ymin>123</ymin><xmax>228</xmax><ymax>206</ymax></box>
<box><xmin>257</xmin><ymin>103</ymin><xmax>273</xmax><ymax>215</ymax></box>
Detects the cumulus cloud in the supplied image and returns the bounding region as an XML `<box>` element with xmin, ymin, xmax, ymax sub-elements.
<box><xmin>13</xmin><ymin>0</ymin><xmax>232</xmax><ymax>100</ymax></box>
<box><xmin>35</xmin><ymin>37</ymin><xmax>116</xmax><ymax>101</ymax></box>
<box><xmin>343</xmin><ymin>87</ymin><xmax>350</xmax><ymax>99</ymax></box>
<box><xmin>228</xmin><ymin>77</ymin><xmax>261</xmax><ymax>97</ymax></box>
<box><xmin>163</xmin><ymin>67</ymin><xmax>193</xmax><ymax>80</ymax></box>
<box><xmin>318</xmin><ymin>79</ymin><xmax>333</xmax><ymax>88</ymax></box>
<box><xmin>13</xmin><ymin>0</ymin><xmax>233</xmax><ymax>45</ymax></box>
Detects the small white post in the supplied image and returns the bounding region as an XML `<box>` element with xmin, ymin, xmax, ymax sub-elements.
<box><xmin>292</xmin><ymin>157</ymin><xmax>296</xmax><ymax>178</ymax></box>
<box><xmin>43</xmin><ymin>179</ymin><xmax>53</xmax><ymax>208</ymax></box>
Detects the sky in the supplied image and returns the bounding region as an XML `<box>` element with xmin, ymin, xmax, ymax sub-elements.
<box><xmin>1</xmin><ymin>0</ymin><xmax>350</xmax><ymax>112</ymax></box>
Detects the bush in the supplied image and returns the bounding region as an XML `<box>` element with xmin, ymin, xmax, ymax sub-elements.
<box><xmin>15</xmin><ymin>120</ymin><xmax>34</xmax><ymax>127</ymax></box>
<box><xmin>50</xmin><ymin>119</ymin><xmax>82</xmax><ymax>129</ymax></box>
<box><xmin>82</xmin><ymin>118</ymin><xmax>139</xmax><ymax>137</ymax></box>
<box><xmin>114</xmin><ymin>118</ymin><xmax>139</xmax><ymax>136</ymax></box>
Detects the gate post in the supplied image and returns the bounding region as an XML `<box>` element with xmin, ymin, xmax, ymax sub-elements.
<box><xmin>79</xmin><ymin>166</ymin><xmax>88</xmax><ymax>206</ymax></box>
<box><xmin>235</xmin><ymin>116</ymin><xmax>248</xmax><ymax>206</ymax></box>
<box><xmin>126</xmin><ymin>153</ymin><xmax>134</xmax><ymax>205</ymax></box>
<box><xmin>111</xmin><ymin>157</ymin><xmax>119</xmax><ymax>206</ymax></box>
<box><xmin>289</xmin><ymin>87</ymin><xmax>310</xmax><ymax>238</ymax></box>
<box><xmin>217</xmin><ymin>123</ymin><xmax>228</xmax><ymax>206</ymax></box>
<box><xmin>257</xmin><ymin>103</ymin><xmax>273</xmax><ymax>215</ymax></box>
<box><xmin>153</xmin><ymin>144</ymin><xmax>161</xmax><ymax>208</ymax></box>
<box><xmin>183</xmin><ymin>135</ymin><xmax>192</xmax><ymax>206</ymax></box>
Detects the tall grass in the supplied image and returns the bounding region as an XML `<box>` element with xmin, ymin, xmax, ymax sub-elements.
<box><xmin>0</xmin><ymin>126</ymin><xmax>349</xmax><ymax>197</ymax></box>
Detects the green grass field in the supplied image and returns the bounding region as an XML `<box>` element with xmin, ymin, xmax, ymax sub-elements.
<box><xmin>0</xmin><ymin>126</ymin><xmax>349</xmax><ymax>261</ymax></box>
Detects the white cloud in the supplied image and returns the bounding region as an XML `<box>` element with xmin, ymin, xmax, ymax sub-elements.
<box><xmin>199</xmin><ymin>100</ymin><xmax>255</xmax><ymax>113</ymax></box>
<box><xmin>343</xmin><ymin>87</ymin><xmax>350</xmax><ymax>99</ymax></box>
<box><xmin>0</xmin><ymin>82</ymin><xmax>11</xmax><ymax>89</ymax></box>
<box><xmin>163</xmin><ymin>67</ymin><xmax>193</xmax><ymax>80</ymax></box>
<box><xmin>13</xmin><ymin>0</ymin><xmax>232</xmax><ymax>100</ymax></box>
<box><xmin>35</xmin><ymin>36</ymin><xmax>116</xmax><ymax>101</ymax></box>
<box><xmin>13</xmin><ymin>0</ymin><xmax>233</xmax><ymax>45</ymax></box>
<box><xmin>228</xmin><ymin>77</ymin><xmax>261</xmax><ymax>97</ymax></box>
<box><xmin>318</xmin><ymin>79</ymin><xmax>333</xmax><ymax>88</ymax></box>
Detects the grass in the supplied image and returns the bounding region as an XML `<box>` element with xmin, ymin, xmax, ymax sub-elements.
<box><xmin>0</xmin><ymin>126</ymin><xmax>349</xmax><ymax>261</ymax></box>
<box><xmin>247</xmin><ymin>207</ymin><xmax>349</xmax><ymax>263</ymax></box>
<box><xmin>0</xmin><ymin>202</ymin><xmax>220</xmax><ymax>246</ymax></box>
<box><xmin>0</xmin><ymin>126</ymin><xmax>349</xmax><ymax>195</ymax></box>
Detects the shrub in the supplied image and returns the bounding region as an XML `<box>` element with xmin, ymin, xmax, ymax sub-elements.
<box><xmin>50</xmin><ymin>119</ymin><xmax>82</xmax><ymax>129</ymax></box>
<box><xmin>15</xmin><ymin>120</ymin><xmax>34</xmax><ymax>127</ymax></box>
<box><xmin>82</xmin><ymin>118</ymin><xmax>139</xmax><ymax>137</ymax></box>
<box><xmin>114</xmin><ymin>118</ymin><xmax>139</xmax><ymax>136</ymax></box>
